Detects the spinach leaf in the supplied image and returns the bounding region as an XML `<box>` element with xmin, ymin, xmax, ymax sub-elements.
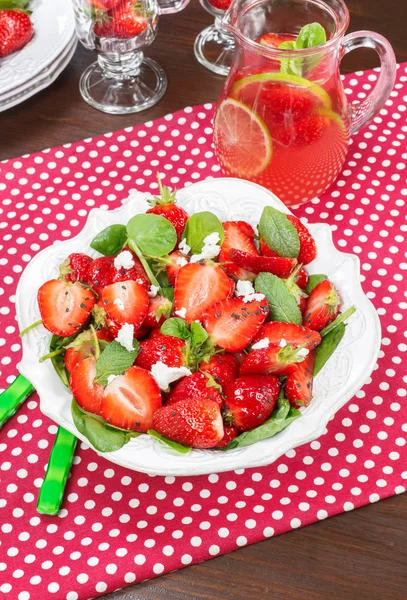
<box><xmin>306</xmin><ymin>274</ymin><xmax>328</xmax><ymax>294</ymax></box>
<box><xmin>48</xmin><ymin>333</ymin><xmax>78</xmax><ymax>388</ymax></box>
<box><xmin>314</xmin><ymin>322</ymin><xmax>345</xmax><ymax>376</ymax></box>
<box><xmin>127</xmin><ymin>213</ymin><xmax>177</xmax><ymax>257</ymax></box>
<box><xmin>95</xmin><ymin>340</ymin><xmax>139</xmax><ymax>386</ymax></box>
<box><xmin>320</xmin><ymin>306</ymin><xmax>356</xmax><ymax>337</ymax></box>
<box><xmin>255</xmin><ymin>272</ymin><xmax>302</xmax><ymax>324</ymax></box>
<box><xmin>148</xmin><ymin>430</ymin><xmax>191</xmax><ymax>454</ymax></box>
<box><xmin>183</xmin><ymin>212</ymin><xmax>224</xmax><ymax>254</ymax></box>
<box><xmin>258</xmin><ymin>206</ymin><xmax>300</xmax><ymax>258</ymax></box>
<box><xmin>90</xmin><ymin>224</ymin><xmax>127</xmax><ymax>256</ymax></box>
<box><xmin>72</xmin><ymin>399</ymin><xmax>139</xmax><ymax>452</ymax></box>
<box><xmin>160</xmin><ymin>318</ymin><xmax>191</xmax><ymax>340</ymax></box>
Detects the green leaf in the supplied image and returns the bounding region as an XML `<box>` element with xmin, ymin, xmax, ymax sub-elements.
<box><xmin>255</xmin><ymin>273</ymin><xmax>302</xmax><ymax>324</ymax></box>
<box><xmin>258</xmin><ymin>206</ymin><xmax>300</xmax><ymax>258</ymax></box>
<box><xmin>279</xmin><ymin>40</ymin><xmax>302</xmax><ymax>77</ymax></box>
<box><xmin>190</xmin><ymin>321</ymin><xmax>209</xmax><ymax>346</ymax></box>
<box><xmin>183</xmin><ymin>212</ymin><xmax>224</xmax><ymax>254</ymax></box>
<box><xmin>320</xmin><ymin>306</ymin><xmax>356</xmax><ymax>338</ymax></box>
<box><xmin>279</xmin><ymin>22</ymin><xmax>327</xmax><ymax>77</ymax></box>
<box><xmin>160</xmin><ymin>318</ymin><xmax>191</xmax><ymax>340</ymax></box>
<box><xmin>296</xmin><ymin>22</ymin><xmax>327</xmax><ymax>50</ymax></box>
<box><xmin>72</xmin><ymin>399</ymin><xmax>139</xmax><ymax>452</ymax></box>
<box><xmin>306</xmin><ymin>274</ymin><xmax>328</xmax><ymax>294</ymax></box>
<box><xmin>90</xmin><ymin>224</ymin><xmax>127</xmax><ymax>256</ymax></box>
<box><xmin>48</xmin><ymin>333</ymin><xmax>80</xmax><ymax>388</ymax></box>
<box><xmin>314</xmin><ymin>322</ymin><xmax>345</xmax><ymax>376</ymax></box>
<box><xmin>148</xmin><ymin>430</ymin><xmax>192</xmax><ymax>454</ymax></box>
<box><xmin>95</xmin><ymin>340</ymin><xmax>139</xmax><ymax>386</ymax></box>
<box><xmin>161</xmin><ymin>287</ymin><xmax>174</xmax><ymax>302</ymax></box>
<box><xmin>127</xmin><ymin>213</ymin><xmax>177</xmax><ymax>257</ymax></box>
<box><xmin>225</xmin><ymin>392</ymin><xmax>300</xmax><ymax>449</ymax></box>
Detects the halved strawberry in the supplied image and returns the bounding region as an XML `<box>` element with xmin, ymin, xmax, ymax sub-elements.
<box><xmin>240</xmin><ymin>344</ymin><xmax>309</xmax><ymax>376</ymax></box>
<box><xmin>203</xmin><ymin>296</ymin><xmax>269</xmax><ymax>352</ymax></box>
<box><xmin>260</xmin><ymin>237</ymin><xmax>279</xmax><ymax>258</ymax></box>
<box><xmin>286</xmin><ymin>216</ymin><xmax>317</xmax><ymax>265</ymax></box>
<box><xmin>101</xmin><ymin>366</ymin><xmax>162</xmax><ymax>432</ymax></box>
<box><xmin>136</xmin><ymin>334</ymin><xmax>185</xmax><ymax>371</ymax></box>
<box><xmin>152</xmin><ymin>398</ymin><xmax>224</xmax><ymax>448</ymax></box>
<box><xmin>229</xmin><ymin>248</ymin><xmax>296</xmax><ymax>278</ymax></box>
<box><xmin>225</xmin><ymin>375</ymin><xmax>280</xmax><ymax>431</ymax></box>
<box><xmin>143</xmin><ymin>295</ymin><xmax>172</xmax><ymax>328</ymax></box>
<box><xmin>70</xmin><ymin>357</ymin><xmax>104</xmax><ymax>416</ymax></box>
<box><xmin>303</xmin><ymin>279</ymin><xmax>341</xmax><ymax>331</ymax></box>
<box><xmin>38</xmin><ymin>280</ymin><xmax>95</xmax><ymax>337</ymax></box>
<box><xmin>65</xmin><ymin>329</ymin><xmax>112</xmax><ymax>374</ymax></box>
<box><xmin>167</xmin><ymin>372</ymin><xmax>223</xmax><ymax>407</ymax></box>
<box><xmin>253</xmin><ymin>321</ymin><xmax>321</xmax><ymax>350</ymax></box>
<box><xmin>219</xmin><ymin>221</ymin><xmax>259</xmax><ymax>280</ymax></box>
<box><xmin>165</xmin><ymin>250</ymin><xmax>189</xmax><ymax>286</ymax></box>
<box><xmin>215</xmin><ymin>425</ymin><xmax>238</xmax><ymax>448</ymax></box>
<box><xmin>295</xmin><ymin>267</ymin><xmax>309</xmax><ymax>290</ymax></box>
<box><xmin>256</xmin><ymin>33</ymin><xmax>294</xmax><ymax>48</ymax></box>
<box><xmin>285</xmin><ymin>351</ymin><xmax>315</xmax><ymax>408</ymax></box>
<box><xmin>199</xmin><ymin>353</ymin><xmax>239</xmax><ymax>389</ymax></box>
<box><xmin>101</xmin><ymin>280</ymin><xmax>149</xmax><ymax>328</ymax></box>
<box><xmin>174</xmin><ymin>263</ymin><xmax>231</xmax><ymax>323</ymax></box>
<box><xmin>60</xmin><ymin>253</ymin><xmax>93</xmax><ymax>284</ymax></box>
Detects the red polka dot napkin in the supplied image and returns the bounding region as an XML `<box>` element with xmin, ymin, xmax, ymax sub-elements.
<box><xmin>0</xmin><ymin>64</ymin><xmax>406</xmax><ymax>600</ymax></box>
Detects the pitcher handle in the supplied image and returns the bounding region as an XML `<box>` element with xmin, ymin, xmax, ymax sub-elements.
<box><xmin>341</xmin><ymin>31</ymin><xmax>397</xmax><ymax>135</ymax></box>
<box><xmin>158</xmin><ymin>0</ymin><xmax>190</xmax><ymax>15</ymax></box>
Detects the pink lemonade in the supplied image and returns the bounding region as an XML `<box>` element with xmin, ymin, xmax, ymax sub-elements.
<box><xmin>214</xmin><ymin>37</ymin><xmax>350</xmax><ymax>205</ymax></box>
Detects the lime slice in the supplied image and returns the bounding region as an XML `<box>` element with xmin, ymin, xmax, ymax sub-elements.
<box><xmin>232</xmin><ymin>72</ymin><xmax>332</xmax><ymax>110</ymax></box>
<box><xmin>214</xmin><ymin>98</ymin><xmax>273</xmax><ymax>178</ymax></box>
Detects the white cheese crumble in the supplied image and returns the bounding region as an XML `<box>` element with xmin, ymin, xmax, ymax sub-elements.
<box><xmin>147</xmin><ymin>284</ymin><xmax>159</xmax><ymax>298</ymax></box>
<box><xmin>107</xmin><ymin>374</ymin><xmax>119</xmax><ymax>385</ymax></box>
<box><xmin>252</xmin><ymin>338</ymin><xmax>270</xmax><ymax>350</ymax></box>
<box><xmin>176</xmin><ymin>256</ymin><xmax>188</xmax><ymax>267</ymax></box>
<box><xmin>235</xmin><ymin>280</ymin><xmax>265</xmax><ymax>303</ymax></box>
<box><xmin>113</xmin><ymin>298</ymin><xmax>125</xmax><ymax>311</ymax></box>
<box><xmin>175</xmin><ymin>307</ymin><xmax>187</xmax><ymax>319</ymax></box>
<box><xmin>150</xmin><ymin>361</ymin><xmax>191</xmax><ymax>391</ymax></box>
<box><xmin>297</xmin><ymin>348</ymin><xmax>309</xmax><ymax>358</ymax></box>
<box><xmin>115</xmin><ymin>323</ymin><xmax>134</xmax><ymax>352</ymax></box>
<box><xmin>279</xmin><ymin>338</ymin><xmax>287</xmax><ymax>348</ymax></box>
<box><xmin>178</xmin><ymin>238</ymin><xmax>191</xmax><ymax>255</ymax></box>
<box><xmin>190</xmin><ymin>232</ymin><xmax>221</xmax><ymax>263</ymax></box>
<box><xmin>114</xmin><ymin>250</ymin><xmax>135</xmax><ymax>270</ymax></box>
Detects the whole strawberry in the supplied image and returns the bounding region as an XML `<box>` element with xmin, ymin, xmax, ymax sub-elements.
<box><xmin>303</xmin><ymin>279</ymin><xmax>341</xmax><ymax>331</ymax></box>
<box><xmin>0</xmin><ymin>8</ymin><xmax>34</xmax><ymax>58</ymax></box>
<box><xmin>146</xmin><ymin>176</ymin><xmax>188</xmax><ymax>243</ymax></box>
<box><xmin>167</xmin><ymin>372</ymin><xmax>223</xmax><ymax>407</ymax></box>
<box><xmin>224</xmin><ymin>375</ymin><xmax>280</xmax><ymax>431</ymax></box>
<box><xmin>285</xmin><ymin>351</ymin><xmax>315</xmax><ymax>408</ymax></box>
<box><xmin>199</xmin><ymin>353</ymin><xmax>239</xmax><ymax>389</ymax></box>
<box><xmin>136</xmin><ymin>334</ymin><xmax>186</xmax><ymax>371</ymax></box>
<box><xmin>152</xmin><ymin>398</ymin><xmax>224</xmax><ymax>448</ymax></box>
<box><xmin>59</xmin><ymin>253</ymin><xmax>93</xmax><ymax>284</ymax></box>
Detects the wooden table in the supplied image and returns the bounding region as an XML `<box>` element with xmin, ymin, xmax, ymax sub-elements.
<box><xmin>2</xmin><ymin>1</ymin><xmax>407</xmax><ymax>598</ymax></box>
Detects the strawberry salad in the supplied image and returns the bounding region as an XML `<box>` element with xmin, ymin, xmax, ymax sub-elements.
<box><xmin>23</xmin><ymin>179</ymin><xmax>355</xmax><ymax>454</ymax></box>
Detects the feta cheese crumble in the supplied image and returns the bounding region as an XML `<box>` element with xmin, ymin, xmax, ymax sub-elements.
<box><xmin>113</xmin><ymin>298</ymin><xmax>125</xmax><ymax>311</ymax></box>
<box><xmin>176</xmin><ymin>256</ymin><xmax>188</xmax><ymax>267</ymax></box>
<box><xmin>107</xmin><ymin>374</ymin><xmax>119</xmax><ymax>385</ymax></box>
<box><xmin>178</xmin><ymin>238</ymin><xmax>191</xmax><ymax>255</ymax></box>
<box><xmin>114</xmin><ymin>250</ymin><xmax>135</xmax><ymax>270</ymax></box>
<box><xmin>151</xmin><ymin>361</ymin><xmax>191</xmax><ymax>391</ymax></box>
<box><xmin>147</xmin><ymin>284</ymin><xmax>159</xmax><ymax>298</ymax></box>
<box><xmin>279</xmin><ymin>338</ymin><xmax>287</xmax><ymax>348</ymax></box>
<box><xmin>297</xmin><ymin>348</ymin><xmax>309</xmax><ymax>358</ymax></box>
<box><xmin>235</xmin><ymin>279</ymin><xmax>265</xmax><ymax>304</ymax></box>
<box><xmin>175</xmin><ymin>307</ymin><xmax>187</xmax><ymax>319</ymax></box>
<box><xmin>190</xmin><ymin>232</ymin><xmax>221</xmax><ymax>263</ymax></box>
<box><xmin>251</xmin><ymin>338</ymin><xmax>270</xmax><ymax>350</ymax></box>
<box><xmin>115</xmin><ymin>323</ymin><xmax>134</xmax><ymax>352</ymax></box>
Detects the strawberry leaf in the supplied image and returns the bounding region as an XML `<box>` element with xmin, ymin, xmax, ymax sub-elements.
<box><xmin>255</xmin><ymin>273</ymin><xmax>302</xmax><ymax>324</ymax></box>
<box><xmin>160</xmin><ymin>317</ymin><xmax>190</xmax><ymax>340</ymax></box>
<box><xmin>314</xmin><ymin>322</ymin><xmax>345</xmax><ymax>376</ymax></box>
<box><xmin>258</xmin><ymin>207</ymin><xmax>300</xmax><ymax>258</ymax></box>
<box><xmin>90</xmin><ymin>224</ymin><xmax>127</xmax><ymax>256</ymax></box>
<box><xmin>95</xmin><ymin>340</ymin><xmax>139</xmax><ymax>386</ymax></box>
<box><xmin>306</xmin><ymin>274</ymin><xmax>328</xmax><ymax>294</ymax></box>
<box><xmin>148</xmin><ymin>430</ymin><xmax>191</xmax><ymax>454</ymax></box>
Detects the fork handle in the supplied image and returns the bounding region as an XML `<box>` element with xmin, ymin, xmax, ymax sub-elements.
<box><xmin>0</xmin><ymin>374</ymin><xmax>35</xmax><ymax>430</ymax></box>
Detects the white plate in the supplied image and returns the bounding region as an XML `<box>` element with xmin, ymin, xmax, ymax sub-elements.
<box><xmin>17</xmin><ymin>178</ymin><xmax>381</xmax><ymax>476</ymax></box>
<box><xmin>0</xmin><ymin>0</ymin><xmax>75</xmax><ymax>96</ymax></box>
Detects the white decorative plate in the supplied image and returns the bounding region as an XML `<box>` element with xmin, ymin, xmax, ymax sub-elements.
<box><xmin>17</xmin><ymin>178</ymin><xmax>381</xmax><ymax>476</ymax></box>
<box><xmin>0</xmin><ymin>0</ymin><xmax>75</xmax><ymax>96</ymax></box>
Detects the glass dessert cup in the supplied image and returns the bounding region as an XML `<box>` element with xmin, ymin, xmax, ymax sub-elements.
<box><xmin>194</xmin><ymin>0</ymin><xmax>234</xmax><ymax>76</ymax></box>
<box><xmin>73</xmin><ymin>0</ymin><xmax>189</xmax><ymax>114</ymax></box>
<box><xmin>213</xmin><ymin>0</ymin><xmax>396</xmax><ymax>205</ymax></box>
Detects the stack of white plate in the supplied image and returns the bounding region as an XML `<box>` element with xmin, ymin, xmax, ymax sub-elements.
<box><xmin>0</xmin><ymin>0</ymin><xmax>77</xmax><ymax>112</ymax></box>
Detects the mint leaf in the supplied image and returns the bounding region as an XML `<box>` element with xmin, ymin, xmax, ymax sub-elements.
<box><xmin>190</xmin><ymin>321</ymin><xmax>209</xmax><ymax>345</ymax></box>
<box><xmin>95</xmin><ymin>340</ymin><xmax>139</xmax><ymax>386</ymax></box>
<box><xmin>255</xmin><ymin>273</ymin><xmax>302</xmax><ymax>324</ymax></box>
<box><xmin>306</xmin><ymin>274</ymin><xmax>328</xmax><ymax>294</ymax></box>
<box><xmin>148</xmin><ymin>430</ymin><xmax>192</xmax><ymax>454</ymax></box>
<box><xmin>279</xmin><ymin>40</ymin><xmax>302</xmax><ymax>76</ymax></box>
<box><xmin>279</xmin><ymin>22</ymin><xmax>327</xmax><ymax>77</ymax></box>
<box><xmin>183</xmin><ymin>212</ymin><xmax>224</xmax><ymax>254</ymax></box>
<box><xmin>258</xmin><ymin>206</ymin><xmax>300</xmax><ymax>258</ymax></box>
<box><xmin>296</xmin><ymin>22</ymin><xmax>326</xmax><ymax>50</ymax></box>
<box><xmin>314</xmin><ymin>322</ymin><xmax>345</xmax><ymax>376</ymax></box>
<box><xmin>160</xmin><ymin>317</ymin><xmax>190</xmax><ymax>340</ymax></box>
<box><xmin>90</xmin><ymin>224</ymin><xmax>127</xmax><ymax>256</ymax></box>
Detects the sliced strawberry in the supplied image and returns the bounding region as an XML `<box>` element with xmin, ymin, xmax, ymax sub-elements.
<box><xmin>65</xmin><ymin>329</ymin><xmax>112</xmax><ymax>374</ymax></box>
<box><xmin>112</xmin><ymin>247</ymin><xmax>149</xmax><ymax>290</ymax></box>
<box><xmin>144</xmin><ymin>295</ymin><xmax>172</xmax><ymax>328</ymax></box>
<box><xmin>207</xmin><ymin>0</ymin><xmax>233</xmax><ymax>9</ymax></box>
<box><xmin>215</xmin><ymin>425</ymin><xmax>238</xmax><ymax>448</ymax></box>
<box><xmin>285</xmin><ymin>351</ymin><xmax>315</xmax><ymax>408</ymax></box>
<box><xmin>166</xmin><ymin>250</ymin><xmax>189</xmax><ymax>286</ymax></box>
<box><xmin>101</xmin><ymin>280</ymin><xmax>149</xmax><ymax>328</ymax></box>
<box><xmin>287</xmin><ymin>216</ymin><xmax>317</xmax><ymax>265</ymax></box>
<box><xmin>38</xmin><ymin>280</ymin><xmax>95</xmax><ymax>337</ymax></box>
<box><xmin>108</xmin><ymin>1</ymin><xmax>148</xmax><ymax>39</ymax></box>
<box><xmin>203</xmin><ymin>296</ymin><xmax>269</xmax><ymax>353</ymax></box>
<box><xmin>70</xmin><ymin>357</ymin><xmax>104</xmax><ymax>416</ymax></box>
<box><xmin>240</xmin><ymin>344</ymin><xmax>309</xmax><ymax>377</ymax></box>
<box><xmin>174</xmin><ymin>263</ymin><xmax>231</xmax><ymax>323</ymax></box>
<box><xmin>136</xmin><ymin>334</ymin><xmax>185</xmax><ymax>371</ymax></box>
<box><xmin>167</xmin><ymin>372</ymin><xmax>223</xmax><ymax>407</ymax></box>
<box><xmin>303</xmin><ymin>279</ymin><xmax>341</xmax><ymax>331</ymax></box>
<box><xmin>219</xmin><ymin>221</ymin><xmax>259</xmax><ymax>280</ymax></box>
<box><xmin>199</xmin><ymin>353</ymin><xmax>239</xmax><ymax>389</ymax></box>
<box><xmin>101</xmin><ymin>366</ymin><xmax>162</xmax><ymax>432</ymax></box>
<box><xmin>152</xmin><ymin>398</ymin><xmax>224</xmax><ymax>449</ymax></box>
<box><xmin>253</xmin><ymin>321</ymin><xmax>321</xmax><ymax>350</ymax></box>
<box><xmin>225</xmin><ymin>375</ymin><xmax>280</xmax><ymax>431</ymax></box>
<box><xmin>229</xmin><ymin>248</ymin><xmax>296</xmax><ymax>278</ymax></box>
<box><xmin>295</xmin><ymin>267</ymin><xmax>309</xmax><ymax>290</ymax></box>
<box><xmin>260</xmin><ymin>237</ymin><xmax>279</xmax><ymax>258</ymax></box>
<box><xmin>90</xmin><ymin>0</ymin><xmax>122</xmax><ymax>10</ymax></box>
<box><xmin>256</xmin><ymin>33</ymin><xmax>294</xmax><ymax>48</ymax></box>
<box><xmin>60</xmin><ymin>253</ymin><xmax>93</xmax><ymax>284</ymax></box>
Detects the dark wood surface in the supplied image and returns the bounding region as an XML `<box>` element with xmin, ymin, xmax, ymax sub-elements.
<box><xmin>2</xmin><ymin>0</ymin><xmax>407</xmax><ymax>598</ymax></box>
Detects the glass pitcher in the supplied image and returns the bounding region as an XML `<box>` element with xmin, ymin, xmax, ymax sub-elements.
<box><xmin>213</xmin><ymin>0</ymin><xmax>396</xmax><ymax>205</ymax></box>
